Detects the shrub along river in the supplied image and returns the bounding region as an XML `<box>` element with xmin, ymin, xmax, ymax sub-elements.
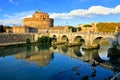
<box><xmin>0</xmin><ymin>41</ymin><xmax>120</xmax><ymax>80</ymax></box>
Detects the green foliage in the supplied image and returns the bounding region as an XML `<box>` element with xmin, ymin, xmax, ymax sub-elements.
<box><xmin>0</xmin><ymin>25</ymin><xmax>11</xmax><ymax>32</ymax></box>
<box><xmin>26</xmin><ymin>38</ymin><xmax>31</xmax><ymax>45</ymax></box>
<box><xmin>108</xmin><ymin>46</ymin><xmax>120</xmax><ymax>58</ymax></box>
<box><xmin>109</xmin><ymin>46</ymin><xmax>119</xmax><ymax>54</ymax></box>
<box><xmin>0</xmin><ymin>25</ymin><xmax>4</xmax><ymax>32</ymax></box>
<box><xmin>37</xmin><ymin>36</ymin><xmax>51</xmax><ymax>44</ymax></box>
<box><xmin>77</xmin><ymin>27</ymin><xmax>82</xmax><ymax>31</ymax></box>
<box><xmin>69</xmin><ymin>26</ymin><xmax>77</xmax><ymax>32</ymax></box>
<box><xmin>83</xmin><ymin>24</ymin><xmax>92</xmax><ymax>27</ymax></box>
<box><xmin>37</xmin><ymin>44</ymin><xmax>51</xmax><ymax>50</ymax></box>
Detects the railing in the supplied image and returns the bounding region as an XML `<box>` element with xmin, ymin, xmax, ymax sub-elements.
<box><xmin>49</xmin><ymin>31</ymin><xmax>115</xmax><ymax>36</ymax></box>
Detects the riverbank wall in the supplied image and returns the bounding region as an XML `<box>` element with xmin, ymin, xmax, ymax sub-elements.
<box><xmin>0</xmin><ymin>33</ymin><xmax>35</xmax><ymax>46</ymax></box>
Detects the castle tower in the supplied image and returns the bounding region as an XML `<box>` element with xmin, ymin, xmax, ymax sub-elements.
<box><xmin>23</xmin><ymin>11</ymin><xmax>54</xmax><ymax>29</ymax></box>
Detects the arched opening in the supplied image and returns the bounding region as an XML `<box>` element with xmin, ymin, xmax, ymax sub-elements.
<box><xmin>74</xmin><ymin>36</ymin><xmax>85</xmax><ymax>44</ymax></box>
<box><xmin>93</xmin><ymin>37</ymin><xmax>112</xmax><ymax>46</ymax></box>
<box><xmin>99</xmin><ymin>38</ymin><xmax>111</xmax><ymax>46</ymax></box>
<box><xmin>93</xmin><ymin>37</ymin><xmax>112</xmax><ymax>61</ymax></box>
<box><xmin>52</xmin><ymin>35</ymin><xmax>57</xmax><ymax>42</ymax></box>
<box><xmin>93</xmin><ymin>37</ymin><xmax>103</xmax><ymax>44</ymax></box>
<box><xmin>98</xmin><ymin>37</ymin><xmax>113</xmax><ymax>61</ymax></box>
<box><xmin>61</xmin><ymin>35</ymin><xmax>69</xmax><ymax>43</ymax></box>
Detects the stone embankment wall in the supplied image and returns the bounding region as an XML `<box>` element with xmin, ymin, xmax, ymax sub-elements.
<box><xmin>0</xmin><ymin>33</ymin><xmax>35</xmax><ymax>44</ymax></box>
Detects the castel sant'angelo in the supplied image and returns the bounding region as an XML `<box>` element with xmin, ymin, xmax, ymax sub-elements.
<box><xmin>23</xmin><ymin>11</ymin><xmax>54</xmax><ymax>28</ymax></box>
<box><xmin>8</xmin><ymin>11</ymin><xmax>70</xmax><ymax>33</ymax></box>
<box><xmin>6</xmin><ymin>11</ymin><xmax>97</xmax><ymax>33</ymax></box>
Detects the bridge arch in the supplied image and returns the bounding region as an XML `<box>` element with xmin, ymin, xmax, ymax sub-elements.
<box><xmin>93</xmin><ymin>37</ymin><xmax>103</xmax><ymax>44</ymax></box>
<box><xmin>61</xmin><ymin>35</ymin><xmax>69</xmax><ymax>42</ymax></box>
<box><xmin>74</xmin><ymin>36</ymin><xmax>85</xmax><ymax>44</ymax></box>
<box><xmin>93</xmin><ymin>37</ymin><xmax>113</xmax><ymax>45</ymax></box>
<box><xmin>51</xmin><ymin>35</ymin><xmax>57</xmax><ymax>42</ymax></box>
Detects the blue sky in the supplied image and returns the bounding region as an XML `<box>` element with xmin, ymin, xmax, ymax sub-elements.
<box><xmin>0</xmin><ymin>0</ymin><xmax>120</xmax><ymax>27</ymax></box>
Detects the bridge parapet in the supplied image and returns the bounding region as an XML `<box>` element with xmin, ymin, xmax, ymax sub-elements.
<box><xmin>93</xmin><ymin>32</ymin><xmax>115</xmax><ymax>35</ymax></box>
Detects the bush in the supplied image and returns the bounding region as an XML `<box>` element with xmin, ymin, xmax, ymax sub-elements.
<box><xmin>37</xmin><ymin>36</ymin><xmax>51</xmax><ymax>44</ymax></box>
<box><xmin>108</xmin><ymin>46</ymin><xmax>120</xmax><ymax>58</ymax></box>
<box><xmin>26</xmin><ymin>38</ymin><xmax>31</xmax><ymax>45</ymax></box>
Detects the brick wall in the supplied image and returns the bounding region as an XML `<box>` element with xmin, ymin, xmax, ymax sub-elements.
<box><xmin>0</xmin><ymin>33</ymin><xmax>35</xmax><ymax>44</ymax></box>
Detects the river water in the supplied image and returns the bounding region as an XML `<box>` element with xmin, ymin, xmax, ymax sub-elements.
<box><xmin>0</xmin><ymin>42</ymin><xmax>119</xmax><ymax>80</ymax></box>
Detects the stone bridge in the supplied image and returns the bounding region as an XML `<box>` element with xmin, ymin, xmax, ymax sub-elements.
<box><xmin>48</xmin><ymin>31</ymin><xmax>116</xmax><ymax>46</ymax></box>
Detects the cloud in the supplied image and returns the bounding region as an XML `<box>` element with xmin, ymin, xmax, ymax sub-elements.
<box><xmin>0</xmin><ymin>10</ymin><xmax>34</xmax><ymax>26</ymax></box>
<box><xmin>0</xmin><ymin>19</ymin><xmax>22</xmax><ymax>26</ymax></box>
<box><xmin>9</xmin><ymin>0</ymin><xmax>19</xmax><ymax>5</ymax></box>
<box><xmin>1</xmin><ymin>5</ymin><xmax>120</xmax><ymax>26</ymax></box>
<box><xmin>3</xmin><ymin>10</ymin><xmax>34</xmax><ymax>19</ymax></box>
<box><xmin>50</xmin><ymin>5</ymin><xmax>120</xmax><ymax>19</ymax></box>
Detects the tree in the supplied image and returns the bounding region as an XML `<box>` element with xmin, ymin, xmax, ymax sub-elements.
<box><xmin>77</xmin><ymin>27</ymin><xmax>82</xmax><ymax>31</ymax></box>
<box><xmin>96</xmin><ymin>22</ymin><xmax>120</xmax><ymax>32</ymax></box>
<box><xmin>0</xmin><ymin>25</ymin><xmax>4</xmax><ymax>33</ymax></box>
<box><xmin>37</xmin><ymin>36</ymin><xmax>51</xmax><ymax>44</ymax></box>
<box><xmin>0</xmin><ymin>25</ymin><xmax>11</xmax><ymax>33</ymax></box>
<box><xmin>108</xmin><ymin>46</ymin><xmax>120</xmax><ymax>58</ymax></box>
<box><xmin>83</xmin><ymin>24</ymin><xmax>92</xmax><ymax>27</ymax></box>
<box><xmin>26</xmin><ymin>38</ymin><xmax>31</xmax><ymax>45</ymax></box>
<box><xmin>69</xmin><ymin>26</ymin><xmax>77</xmax><ymax>32</ymax></box>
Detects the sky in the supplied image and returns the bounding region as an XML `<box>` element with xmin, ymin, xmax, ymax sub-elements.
<box><xmin>0</xmin><ymin>0</ymin><xmax>120</xmax><ymax>27</ymax></box>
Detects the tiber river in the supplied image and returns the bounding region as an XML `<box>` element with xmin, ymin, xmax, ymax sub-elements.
<box><xmin>0</xmin><ymin>40</ymin><xmax>119</xmax><ymax>80</ymax></box>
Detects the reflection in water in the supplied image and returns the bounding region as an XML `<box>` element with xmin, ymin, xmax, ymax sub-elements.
<box><xmin>0</xmin><ymin>43</ymin><xmax>119</xmax><ymax>80</ymax></box>
<box><xmin>0</xmin><ymin>43</ymin><xmax>117</xmax><ymax>69</ymax></box>
<box><xmin>73</xmin><ymin>46</ymin><xmax>82</xmax><ymax>57</ymax></box>
<box><xmin>51</xmin><ymin>44</ymin><xmax>120</xmax><ymax>70</ymax></box>
<box><xmin>61</xmin><ymin>45</ymin><xmax>68</xmax><ymax>53</ymax></box>
<box><xmin>51</xmin><ymin>45</ymin><xmax>103</xmax><ymax>63</ymax></box>
<box><xmin>98</xmin><ymin>39</ymin><xmax>112</xmax><ymax>61</ymax></box>
<box><xmin>0</xmin><ymin>47</ymin><xmax>26</xmax><ymax>57</ymax></box>
<box><xmin>91</xmin><ymin>60</ymin><xmax>97</xmax><ymax>77</ymax></box>
<box><xmin>52</xmin><ymin>44</ymin><xmax>57</xmax><ymax>49</ymax></box>
<box><xmin>14</xmin><ymin>45</ymin><xmax>54</xmax><ymax>67</ymax></box>
<box><xmin>49</xmin><ymin>44</ymin><xmax>120</xmax><ymax>80</ymax></box>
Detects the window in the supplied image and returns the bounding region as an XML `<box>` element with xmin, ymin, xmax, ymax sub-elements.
<box><xmin>43</xmin><ymin>18</ymin><xmax>46</xmax><ymax>20</ymax></box>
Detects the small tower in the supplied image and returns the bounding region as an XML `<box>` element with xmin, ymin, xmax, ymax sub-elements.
<box><xmin>91</xmin><ymin>21</ymin><xmax>97</xmax><ymax>32</ymax></box>
<box><xmin>115</xmin><ymin>26</ymin><xmax>118</xmax><ymax>33</ymax></box>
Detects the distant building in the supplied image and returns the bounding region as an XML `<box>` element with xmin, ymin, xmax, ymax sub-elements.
<box><xmin>6</xmin><ymin>28</ymin><xmax>13</xmax><ymax>33</ymax></box>
<box><xmin>12</xmin><ymin>26</ymin><xmax>29</xmax><ymax>33</ymax></box>
<box><xmin>77</xmin><ymin>22</ymin><xmax>98</xmax><ymax>32</ymax></box>
<box><xmin>12</xmin><ymin>26</ymin><xmax>38</xmax><ymax>33</ymax></box>
<box><xmin>23</xmin><ymin>11</ymin><xmax>54</xmax><ymax>28</ymax></box>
